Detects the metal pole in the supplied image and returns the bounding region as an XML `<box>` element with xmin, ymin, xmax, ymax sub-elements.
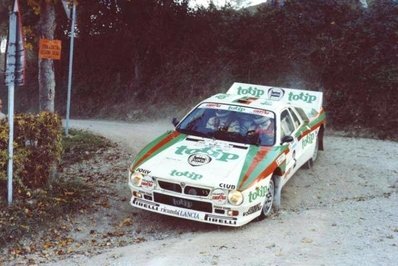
<box><xmin>7</xmin><ymin>83</ymin><xmax>15</xmax><ymax>205</ymax></box>
<box><xmin>65</xmin><ymin>3</ymin><xmax>76</xmax><ymax>135</ymax></box>
<box><xmin>6</xmin><ymin>10</ymin><xmax>18</xmax><ymax>205</ymax></box>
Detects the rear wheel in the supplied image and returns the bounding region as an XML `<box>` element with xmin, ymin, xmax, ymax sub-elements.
<box><xmin>258</xmin><ymin>178</ymin><xmax>275</xmax><ymax>220</ymax></box>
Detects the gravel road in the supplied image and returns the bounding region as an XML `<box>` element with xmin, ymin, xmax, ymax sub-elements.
<box><xmin>57</xmin><ymin>119</ymin><xmax>398</xmax><ymax>266</ymax></box>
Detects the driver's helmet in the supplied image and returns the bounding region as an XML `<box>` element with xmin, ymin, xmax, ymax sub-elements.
<box><xmin>215</xmin><ymin>109</ymin><xmax>229</xmax><ymax>118</ymax></box>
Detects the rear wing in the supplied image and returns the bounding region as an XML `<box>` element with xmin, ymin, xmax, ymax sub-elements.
<box><xmin>227</xmin><ymin>82</ymin><xmax>323</xmax><ymax>118</ymax></box>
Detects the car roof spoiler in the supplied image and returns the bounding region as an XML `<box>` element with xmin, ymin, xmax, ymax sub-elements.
<box><xmin>226</xmin><ymin>82</ymin><xmax>323</xmax><ymax>118</ymax></box>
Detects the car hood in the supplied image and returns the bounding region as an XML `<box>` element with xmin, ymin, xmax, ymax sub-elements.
<box><xmin>133</xmin><ymin>131</ymin><xmax>282</xmax><ymax>190</ymax></box>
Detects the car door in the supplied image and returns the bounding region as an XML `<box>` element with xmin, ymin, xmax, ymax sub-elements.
<box><xmin>280</xmin><ymin>109</ymin><xmax>299</xmax><ymax>184</ymax></box>
<box><xmin>287</xmin><ymin>107</ymin><xmax>308</xmax><ymax>168</ymax></box>
<box><xmin>291</xmin><ymin>107</ymin><xmax>316</xmax><ymax>167</ymax></box>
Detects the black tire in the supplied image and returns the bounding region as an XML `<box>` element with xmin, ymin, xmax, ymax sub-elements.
<box><xmin>258</xmin><ymin>178</ymin><xmax>275</xmax><ymax>220</ymax></box>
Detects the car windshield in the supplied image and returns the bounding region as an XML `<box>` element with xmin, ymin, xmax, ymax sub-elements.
<box><xmin>176</xmin><ymin>103</ymin><xmax>276</xmax><ymax>146</ymax></box>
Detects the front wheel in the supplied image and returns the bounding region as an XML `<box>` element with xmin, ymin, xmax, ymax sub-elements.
<box><xmin>258</xmin><ymin>178</ymin><xmax>275</xmax><ymax>220</ymax></box>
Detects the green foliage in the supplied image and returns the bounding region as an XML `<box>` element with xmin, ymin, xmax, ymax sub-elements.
<box><xmin>12</xmin><ymin>0</ymin><xmax>398</xmax><ymax>139</ymax></box>
<box><xmin>0</xmin><ymin>112</ymin><xmax>62</xmax><ymax>188</ymax></box>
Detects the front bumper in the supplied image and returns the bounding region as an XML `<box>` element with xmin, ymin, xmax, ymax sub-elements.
<box><xmin>129</xmin><ymin>188</ymin><xmax>258</xmax><ymax>227</ymax></box>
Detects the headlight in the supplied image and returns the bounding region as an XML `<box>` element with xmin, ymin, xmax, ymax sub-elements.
<box><xmin>228</xmin><ymin>190</ymin><xmax>243</xmax><ymax>206</ymax></box>
<box><xmin>131</xmin><ymin>172</ymin><xmax>143</xmax><ymax>187</ymax></box>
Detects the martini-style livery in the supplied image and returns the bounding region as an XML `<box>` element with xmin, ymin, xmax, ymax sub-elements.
<box><xmin>128</xmin><ymin>82</ymin><xmax>326</xmax><ymax>226</ymax></box>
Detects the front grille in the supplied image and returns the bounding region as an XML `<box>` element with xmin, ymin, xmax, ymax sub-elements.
<box><xmin>153</xmin><ymin>192</ymin><xmax>212</xmax><ymax>213</ymax></box>
<box><xmin>184</xmin><ymin>186</ymin><xmax>210</xmax><ymax>197</ymax></box>
<box><xmin>158</xmin><ymin>181</ymin><xmax>182</xmax><ymax>193</ymax></box>
<box><xmin>157</xmin><ymin>180</ymin><xmax>210</xmax><ymax>197</ymax></box>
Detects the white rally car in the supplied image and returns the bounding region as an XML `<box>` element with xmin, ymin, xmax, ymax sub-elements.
<box><xmin>128</xmin><ymin>83</ymin><xmax>326</xmax><ymax>226</ymax></box>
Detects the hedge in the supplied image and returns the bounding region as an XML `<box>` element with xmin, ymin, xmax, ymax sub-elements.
<box><xmin>0</xmin><ymin>112</ymin><xmax>62</xmax><ymax>188</ymax></box>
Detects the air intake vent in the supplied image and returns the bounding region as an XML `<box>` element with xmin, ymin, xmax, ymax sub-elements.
<box><xmin>158</xmin><ymin>181</ymin><xmax>182</xmax><ymax>193</ymax></box>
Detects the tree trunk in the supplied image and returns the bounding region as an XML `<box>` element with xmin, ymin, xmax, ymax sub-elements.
<box><xmin>38</xmin><ymin>2</ymin><xmax>57</xmax><ymax>186</ymax></box>
<box><xmin>38</xmin><ymin>2</ymin><xmax>56</xmax><ymax>112</ymax></box>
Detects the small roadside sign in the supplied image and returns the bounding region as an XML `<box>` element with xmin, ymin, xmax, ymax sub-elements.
<box><xmin>39</xmin><ymin>39</ymin><xmax>61</xmax><ymax>60</ymax></box>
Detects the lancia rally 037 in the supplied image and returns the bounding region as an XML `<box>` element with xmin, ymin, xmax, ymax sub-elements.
<box><xmin>128</xmin><ymin>82</ymin><xmax>326</xmax><ymax>226</ymax></box>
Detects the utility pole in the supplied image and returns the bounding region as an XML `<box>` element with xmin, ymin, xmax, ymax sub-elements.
<box><xmin>63</xmin><ymin>0</ymin><xmax>77</xmax><ymax>135</ymax></box>
<box><xmin>5</xmin><ymin>0</ymin><xmax>25</xmax><ymax>205</ymax></box>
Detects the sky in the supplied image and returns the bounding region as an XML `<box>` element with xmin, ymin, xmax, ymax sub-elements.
<box><xmin>189</xmin><ymin>0</ymin><xmax>268</xmax><ymax>9</ymax></box>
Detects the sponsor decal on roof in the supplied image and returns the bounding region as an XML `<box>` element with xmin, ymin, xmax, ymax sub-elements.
<box><xmin>288</xmin><ymin>92</ymin><xmax>317</xmax><ymax>104</ymax></box>
<box><xmin>267</xmin><ymin>88</ymin><xmax>285</xmax><ymax>101</ymax></box>
<box><xmin>236</xmin><ymin>86</ymin><xmax>265</xmax><ymax>98</ymax></box>
<box><xmin>226</xmin><ymin>83</ymin><xmax>324</xmax><ymax>117</ymax></box>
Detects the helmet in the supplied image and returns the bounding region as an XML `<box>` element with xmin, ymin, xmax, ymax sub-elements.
<box><xmin>215</xmin><ymin>109</ymin><xmax>229</xmax><ymax>118</ymax></box>
<box><xmin>254</xmin><ymin>116</ymin><xmax>270</xmax><ymax>125</ymax></box>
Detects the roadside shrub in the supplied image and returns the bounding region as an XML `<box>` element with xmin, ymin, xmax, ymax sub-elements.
<box><xmin>0</xmin><ymin>122</ymin><xmax>28</xmax><ymax>188</ymax></box>
<box><xmin>0</xmin><ymin>112</ymin><xmax>62</xmax><ymax>189</ymax></box>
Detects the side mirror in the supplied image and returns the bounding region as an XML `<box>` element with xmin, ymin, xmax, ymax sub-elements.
<box><xmin>172</xmin><ymin>118</ymin><xmax>179</xmax><ymax>127</ymax></box>
<box><xmin>281</xmin><ymin>135</ymin><xmax>294</xmax><ymax>145</ymax></box>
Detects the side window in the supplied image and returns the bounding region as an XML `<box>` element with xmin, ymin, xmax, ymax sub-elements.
<box><xmin>295</xmin><ymin>107</ymin><xmax>309</xmax><ymax>123</ymax></box>
<box><xmin>289</xmin><ymin>108</ymin><xmax>301</xmax><ymax>128</ymax></box>
<box><xmin>280</xmin><ymin>110</ymin><xmax>295</xmax><ymax>137</ymax></box>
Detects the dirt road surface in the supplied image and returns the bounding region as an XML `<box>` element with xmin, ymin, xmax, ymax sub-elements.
<box><xmin>56</xmin><ymin>119</ymin><xmax>398</xmax><ymax>265</ymax></box>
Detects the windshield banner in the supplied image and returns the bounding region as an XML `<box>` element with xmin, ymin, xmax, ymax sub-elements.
<box><xmin>199</xmin><ymin>103</ymin><xmax>275</xmax><ymax>119</ymax></box>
